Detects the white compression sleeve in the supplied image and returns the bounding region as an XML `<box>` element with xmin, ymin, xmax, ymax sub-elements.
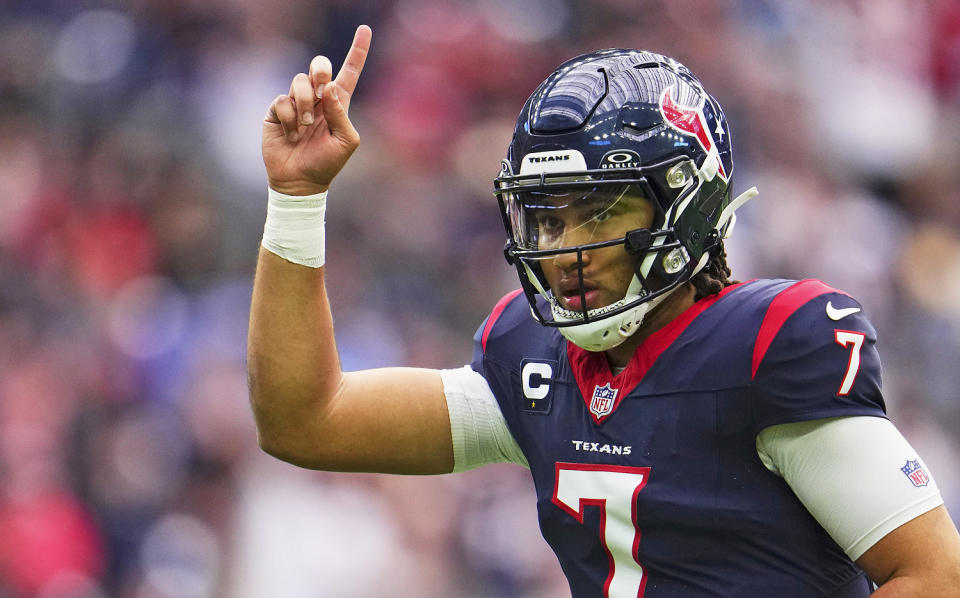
<box><xmin>261</xmin><ymin>187</ymin><xmax>327</xmax><ymax>268</ymax></box>
<box><xmin>440</xmin><ymin>366</ymin><xmax>528</xmax><ymax>472</ymax></box>
<box><xmin>756</xmin><ymin>416</ymin><xmax>943</xmax><ymax>560</ymax></box>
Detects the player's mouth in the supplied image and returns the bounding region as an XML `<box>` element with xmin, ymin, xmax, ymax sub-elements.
<box><xmin>557</xmin><ymin>279</ymin><xmax>601</xmax><ymax>312</ymax></box>
<box><xmin>561</xmin><ymin>290</ymin><xmax>601</xmax><ymax>312</ymax></box>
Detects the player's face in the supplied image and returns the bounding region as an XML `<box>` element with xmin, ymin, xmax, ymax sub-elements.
<box><xmin>525</xmin><ymin>187</ymin><xmax>655</xmax><ymax>312</ymax></box>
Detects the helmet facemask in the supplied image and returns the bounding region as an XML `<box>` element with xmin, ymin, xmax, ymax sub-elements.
<box><xmin>496</xmin><ymin>157</ymin><xmax>704</xmax><ymax>352</ymax></box>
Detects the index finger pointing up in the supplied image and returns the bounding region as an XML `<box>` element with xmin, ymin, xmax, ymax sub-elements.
<box><xmin>334</xmin><ymin>25</ymin><xmax>372</xmax><ymax>99</ymax></box>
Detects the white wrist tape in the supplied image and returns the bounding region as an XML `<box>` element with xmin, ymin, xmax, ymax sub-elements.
<box><xmin>261</xmin><ymin>187</ymin><xmax>328</xmax><ymax>268</ymax></box>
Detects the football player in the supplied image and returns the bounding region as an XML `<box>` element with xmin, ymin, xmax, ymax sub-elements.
<box><xmin>249</xmin><ymin>25</ymin><xmax>960</xmax><ymax>596</ymax></box>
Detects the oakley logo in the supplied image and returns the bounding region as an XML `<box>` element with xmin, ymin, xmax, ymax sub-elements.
<box><xmin>600</xmin><ymin>150</ymin><xmax>640</xmax><ymax>169</ymax></box>
<box><xmin>826</xmin><ymin>301</ymin><xmax>861</xmax><ymax>321</ymax></box>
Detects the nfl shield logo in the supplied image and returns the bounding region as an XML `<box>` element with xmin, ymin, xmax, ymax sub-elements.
<box><xmin>900</xmin><ymin>459</ymin><xmax>930</xmax><ymax>488</ymax></box>
<box><xmin>589</xmin><ymin>383</ymin><xmax>619</xmax><ymax>419</ymax></box>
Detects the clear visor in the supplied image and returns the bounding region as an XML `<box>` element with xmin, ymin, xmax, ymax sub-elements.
<box><xmin>506</xmin><ymin>184</ymin><xmax>652</xmax><ymax>251</ymax></box>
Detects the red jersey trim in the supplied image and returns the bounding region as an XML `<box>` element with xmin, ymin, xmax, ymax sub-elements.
<box><xmin>750</xmin><ymin>279</ymin><xmax>847</xmax><ymax>379</ymax></box>
<box><xmin>567</xmin><ymin>281</ymin><xmax>749</xmax><ymax>425</ymax></box>
<box><xmin>481</xmin><ymin>289</ymin><xmax>524</xmax><ymax>353</ymax></box>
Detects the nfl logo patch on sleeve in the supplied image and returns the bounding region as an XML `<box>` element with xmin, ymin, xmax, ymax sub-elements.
<box><xmin>900</xmin><ymin>459</ymin><xmax>930</xmax><ymax>488</ymax></box>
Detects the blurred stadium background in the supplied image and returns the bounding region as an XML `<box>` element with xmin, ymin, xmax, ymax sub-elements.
<box><xmin>1</xmin><ymin>0</ymin><xmax>960</xmax><ymax>596</ymax></box>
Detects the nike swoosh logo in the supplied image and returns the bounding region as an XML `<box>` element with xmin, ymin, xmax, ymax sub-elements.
<box><xmin>826</xmin><ymin>301</ymin><xmax>861</xmax><ymax>321</ymax></box>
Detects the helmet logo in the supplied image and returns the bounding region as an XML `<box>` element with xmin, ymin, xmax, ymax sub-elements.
<box><xmin>659</xmin><ymin>86</ymin><xmax>727</xmax><ymax>179</ymax></box>
<box><xmin>600</xmin><ymin>150</ymin><xmax>641</xmax><ymax>169</ymax></box>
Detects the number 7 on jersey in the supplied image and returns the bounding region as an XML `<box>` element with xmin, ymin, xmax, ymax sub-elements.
<box><xmin>834</xmin><ymin>330</ymin><xmax>865</xmax><ymax>396</ymax></box>
<box><xmin>553</xmin><ymin>463</ymin><xmax>651</xmax><ymax>598</ymax></box>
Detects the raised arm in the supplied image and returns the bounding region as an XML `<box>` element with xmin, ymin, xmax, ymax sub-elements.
<box><xmin>248</xmin><ymin>26</ymin><xmax>454</xmax><ymax>474</ymax></box>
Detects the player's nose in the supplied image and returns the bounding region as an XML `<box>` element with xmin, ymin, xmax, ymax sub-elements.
<box><xmin>552</xmin><ymin>244</ymin><xmax>591</xmax><ymax>273</ymax></box>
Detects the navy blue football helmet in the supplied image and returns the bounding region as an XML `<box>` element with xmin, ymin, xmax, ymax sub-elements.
<box><xmin>494</xmin><ymin>48</ymin><xmax>757</xmax><ymax>351</ymax></box>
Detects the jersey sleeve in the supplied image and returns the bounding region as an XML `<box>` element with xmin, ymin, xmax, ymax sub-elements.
<box><xmin>470</xmin><ymin>289</ymin><xmax>524</xmax><ymax>374</ymax></box>
<box><xmin>751</xmin><ymin>286</ymin><xmax>886</xmax><ymax>431</ymax></box>
<box><xmin>756</xmin><ymin>416</ymin><xmax>943</xmax><ymax>560</ymax></box>
<box><xmin>468</xmin><ymin>289</ymin><xmax>558</xmax><ymax>464</ymax></box>
<box><xmin>441</xmin><ymin>366</ymin><xmax>528</xmax><ymax>471</ymax></box>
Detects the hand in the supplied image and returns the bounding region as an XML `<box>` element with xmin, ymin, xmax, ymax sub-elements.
<box><xmin>262</xmin><ymin>25</ymin><xmax>372</xmax><ymax>196</ymax></box>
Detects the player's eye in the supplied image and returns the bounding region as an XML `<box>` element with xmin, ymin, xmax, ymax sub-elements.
<box><xmin>591</xmin><ymin>209</ymin><xmax>613</xmax><ymax>224</ymax></box>
<box><xmin>531</xmin><ymin>213</ymin><xmax>565</xmax><ymax>248</ymax></box>
<box><xmin>538</xmin><ymin>215</ymin><xmax>564</xmax><ymax>236</ymax></box>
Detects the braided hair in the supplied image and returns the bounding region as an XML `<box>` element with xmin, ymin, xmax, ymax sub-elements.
<box><xmin>691</xmin><ymin>243</ymin><xmax>737</xmax><ymax>301</ymax></box>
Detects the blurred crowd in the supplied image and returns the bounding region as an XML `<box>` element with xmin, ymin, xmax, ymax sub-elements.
<box><xmin>1</xmin><ymin>0</ymin><xmax>960</xmax><ymax>596</ymax></box>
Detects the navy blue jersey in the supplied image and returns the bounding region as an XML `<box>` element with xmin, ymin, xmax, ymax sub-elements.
<box><xmin>471</xmin><ymin>279</ymin><xmax>885</xmax><ymax>598</ymax></box>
